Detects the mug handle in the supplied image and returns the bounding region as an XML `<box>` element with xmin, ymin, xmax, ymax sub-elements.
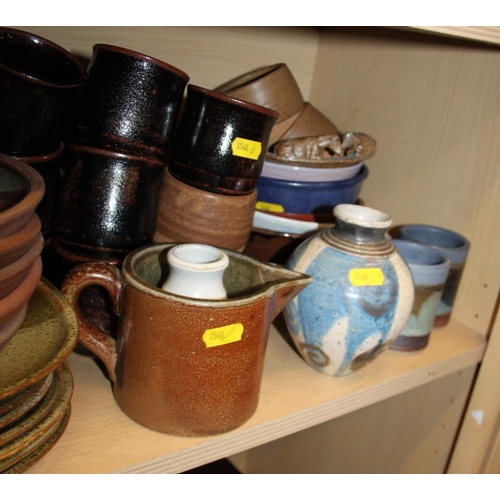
<box><xmin>61</xmin><ymin>261</ymin><xmax>122</xmax><ymax>382</ymax></box>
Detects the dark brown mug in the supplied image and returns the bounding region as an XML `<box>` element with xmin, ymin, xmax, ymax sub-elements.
<box><xmin>54</xmin><ymin>145</ymin><xmax>165</xmax><ymax>261</ymax></box>
<box><xmin>61</xmin><ymin>243</ymin><xmax>311</xmax><ymax>436</ymax></box>
<box><xmin>169</xmin><ymin>84</ymin><xmax>279</xmax><ymax>195</ymax></box>
<box><xmin>0</xmin><ymin>27</ymin><xmax>86</xmax><ymax>156</ymax></box>
<box><xmin>70</xmin><ymin>44</ymin><xmax>189</xmax><ymax>160</ymax></box>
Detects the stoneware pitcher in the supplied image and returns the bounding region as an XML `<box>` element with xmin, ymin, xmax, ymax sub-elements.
<box><xmin>61</xmin><ymin>243</ymin><xmax>311</xmax><ymax>436</ymax></box>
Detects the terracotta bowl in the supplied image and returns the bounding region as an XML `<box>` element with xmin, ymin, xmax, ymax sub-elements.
<box><xmin>15</xmin><ymin>143</ymin><xmax>64</xmax><ymax>246</ymax></box>
<box><xmin>0</xmin><ymin>233</ymin><xmax>43</xmax><ymax>299</ymax></box>
<box><xmin>154</xmin><ymin>169</ymin><xmax>257</xmax><ymax>251</ymax></box>
<box><xmin>0</xmin><ymin>213</ymin><xmax>41</xmax><ymax>269</ymax></box>
<box><xmin>0</xmin><ymin>255</ymin><xmax>42</xmax><ymax>352</ymax></box>
<box><xmin>0</xmin><ymin>27</ymin><xmax>86</xmax><ymax>156</ymax></box>
<box><xmin>0</xmin><ymin>154</ymin><xmax>45</xmax><ymax>239</ymax></box>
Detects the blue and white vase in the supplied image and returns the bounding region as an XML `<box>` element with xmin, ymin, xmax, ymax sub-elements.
<box><xmin>283</xmin><ymin>204</ymin><xmax>414</xmax><ymax>377</ymax></box>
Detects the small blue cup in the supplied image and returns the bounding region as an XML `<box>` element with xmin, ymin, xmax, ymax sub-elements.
<box><xmin>398</xmin><ymin>224</ymin><xmax>469</xmax><ymax>327</ymax></box>
<box><xmin>391</xmin><ymin>239</ymin><xmax>451</xmax><ymax>351</ymax></box>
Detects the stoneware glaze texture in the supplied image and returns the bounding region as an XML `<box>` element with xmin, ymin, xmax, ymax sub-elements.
<box><xmin>15</xmin><ymin>143</ymin><xmax>64</xmax><ymax>245</ymax></box>
<box><xmin>283</xmin><ymin>204</ymin><xmax>414</xmax><ymax>377</ymax></box>
<box><xmin>54</xmin><ymin>145</ymin><xmax>165</xmax><ymax>261</ymax></box>
<box><xmin>61</xmin><ymin>243</ymin><xmax>311</xmax><ymax>436</ymax></box>
<box><xmin>169</xmin><ymin>85</ymin><xmax>278</xmax><ymax>195</ymax></box>
<box><xmin>390</xmin><ymin>240</ymin><xmax>450</xmax><ymax>352</ymax></box>
<box><xmin>255</xmin><ymin>164</ymin><xmax>368</xmax><ymax>214</ymax></box>
<box><xmin>398</xmin><ymin>224</ymin><xmax>470</xmax><ymax>327</ymax></box>
<box><xmin>154</xmin><ymin>169</ymin><xmax>257</xmax><ymax>251</ymax></box>
<box><xmin>0</xmin><ymin>27</ymin><xmax>86</xmax><ymax>156</ymax></box>
<box><xmin>0</xmin><ymin>154</ymin><xmax>45</xmax><ymax>239</ymax></box>
<box><xmin>71</xmin><ymin>44</ymin><xmax>189</xmax><ymax>160</ymax></box>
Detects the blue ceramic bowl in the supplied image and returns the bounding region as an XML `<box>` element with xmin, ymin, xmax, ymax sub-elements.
<box><xmin>255</xmin><ymin>165</ymin><xmax>368</xmax><ymax>214</ymax></box>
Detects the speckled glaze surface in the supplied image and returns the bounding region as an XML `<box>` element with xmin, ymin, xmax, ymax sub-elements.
<box><xmin>0</xmin><ymin>278</ymin><xmax>78</xmax><ymax>399</ymax></box>
<box><xmin>390</xmin><ymin>240</ymin><xmax>450</xmax><ymax>352</ymax></box>
<box><xmin>71</xmin><ymin>43</ymin><xmax>189</xmax><ymax>160</ymax></box>
<box><xmin>0</xmin><ymin>155</ymin><xmax>45</xmax><ymax>239</ymax></box>
<box><xmin>61</xmin><ymin>243</ymin><xmax>311</xmax><ymax>436</ymax></box>
<box><xmin>0</xmin><ymin>362</ymin><xmax>73</xmax><ymax>472</ymax></box>
<box><xmin>283</xmin><ymin>204</ymin><xmax>414</xmax><ymax>377</ymax></box>
<box><xmin>154</xmin><ymin>169</ymin><xmax>257</xmax><ymax>251</ymax></box>
<box><xmin>398</xmin><ymin>224</ymin><xmax>470</xmax><ymax>327</ymax></box>
<box><xmin>169</xmin><ymin>85</ymin><xmax>278</xmax><ymax>195</ymax></box>
<box><xmin>0</xmin><ymin>27</ymin><xmax>86</xmax><ymax>156</ymax></box>
<box><xmin>54</xmin><ymin>145</ymin><xmax>165</xmax><ymax>261</ymax></box>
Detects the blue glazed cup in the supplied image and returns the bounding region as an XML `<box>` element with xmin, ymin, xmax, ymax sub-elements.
<box><xmin>398</xmin><ymin>224</ymin><xmax>470</xmax><ymax>327</ymax></box>
<box><xmin>390</xmin><ymin>240</ymin><xmax>451</xmax><ymax>351</ymax></box>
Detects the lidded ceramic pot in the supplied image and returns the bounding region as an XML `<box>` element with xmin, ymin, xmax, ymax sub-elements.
<box><xmin>283</xmin><ymin>204</ymin><xmax>414</xmax><ymax>377</ymax></box>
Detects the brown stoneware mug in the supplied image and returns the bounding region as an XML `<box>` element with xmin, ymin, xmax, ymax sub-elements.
<box><xmin>168</xmin><ymin>84</ymin><xmax>279</xmax><ymax>195</ymax></box>
<box><xmin>61</xmin><ymin>242</ymin><xmax>311</xmax><ymax>436</ymax></box>
<box><xmin>70</xmin><ymin>44</ymin><xmax>189</xmax><ymax>160</ymax></box>
<box><xmin>0</xmin><ymin>27</ymin><xmax>86</xmax><ymax>156</ymax></box>
<box><xmin>54</xmin><ymin>145</ymin><xmax>165</xmax><ymax>262</ymax></box>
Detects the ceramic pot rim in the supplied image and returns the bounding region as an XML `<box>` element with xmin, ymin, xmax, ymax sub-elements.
<box><xmin>0</xmin><ymin>232</ymin><xmax>43</xmax><ymax>284</ymax></box>
<box><xmin>399</xmin><ymin>224</ymin><xmax>470</xmax><ymax>250</ymax></box>
<box><xmin>0</xmin><ymin>27</ymin><xmax>86</xmax><ymax>88</ymax></box>
<box><xmin>392</xmin><ymin>239</ymin><xmax>451</xmax><ymax>278</ymax></box>
<box><xmin>188</xmin><ymin>84</ymin><xmax>280</xmax><ymax>119</ymax></box>
<box><xmin>14</xmin><ymin>142</ymin><xmax>64</xmax><ymax>164</ymax></box>
<box><xmin>0</xmin><ymin>155</ymin><xmax>45</xmax><ymax>235</ymax></box>
<box><xmin>258</xmin><ymin>164</ymin><xmax>368</xmax><ymax>189</ymax></box>
<box><xmin>67</xmin><ymin>144</ymin><xmax>166</xmax><ymax>166</ymax></box>
<box><xmin>123</xmin><ymin>242</ymin><xmax>310</xmax><ymax>306</ymax></box>
<box><xmin>167</xmin><ymin>244</ymin><xmax>230</xmax><ymax>273</ymax></box>
<box><xmin>334</xmin><ymin>204</ymin><xmax>392</xmax><ymax>229</ymax></box>
<box><xmin>93</xmin><ymin>43</ymin><xmax>190</xmax><ymax>82</ymax></box>
<box><xmin>0</xmin><ymin>256</ymin><xmax>42</xmax><ymax>317</ymax></box>
<box><xmin>215</xmin><ymin>63</ymin><xmax>285</xmax><ymax>93</ymax></box>
<box><xmin>0</xmin><ymin>213</ymin><xmax>41</xmax><ymax>256</ymax></box>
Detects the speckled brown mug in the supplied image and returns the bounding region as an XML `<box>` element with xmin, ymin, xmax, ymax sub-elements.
<box><xmin>61</xmin><ymin>243</ymin><xmax>311</xmax><ymax>436</ymax></box>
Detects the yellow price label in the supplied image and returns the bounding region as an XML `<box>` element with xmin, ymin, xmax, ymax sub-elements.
<box><xmin>202</xmin><ymin>323</ymin><xmax>244</xmax><ymax>348</ymax></box>
<box><xmin>231</xmin><ymin>138</ymin><xmax>262</xmax><ymax>160</ymax></box>
<box><xmin>255</xmin><ymin>201</ymin><xmax>285</xmax><ymax>213</ymax></box>
<box><xmin>349</xmin><ymin>268</ymin><xmax>385</xmax><ymax>287</ymax></box>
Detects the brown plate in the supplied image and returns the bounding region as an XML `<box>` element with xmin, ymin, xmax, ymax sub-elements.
<box><xmin>0</xmin><ymin>373</ymin><xmax>53</xmax><ymax>429</ymax></box>
<box><xmin>0</xmin><ymin>362</ymin><xmax>73</xmax><ymax>470</ymax></box>
<box><xmin>0</xmin><ymin>374</ymin><xmax>50</xmax><ymax>417</ymax></box>
<box><xmin>3</xmin><ymin>405</ymin><xmax>71</xmax><ymax>474</ymax></box>
<box><xmin>0</xmin><ymin>278</ymin><xmax>78</xmax><ymax>400</ymax></box>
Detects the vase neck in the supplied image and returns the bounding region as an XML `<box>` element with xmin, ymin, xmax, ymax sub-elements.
<box><xmin>323</xmin><ymin>204</ymin><xmax>394</xmax><ymax>255</ymax></box>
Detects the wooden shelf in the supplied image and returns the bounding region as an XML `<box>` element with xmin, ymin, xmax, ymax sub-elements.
<box><xmin>27</xmin><ymin>318</ymin><xmax>485</xmax><ymax>474</ymax></box>
<box><xmin>409</xmin><ymin>26</ymin><xmax>500</xmax><ymax>46</ymax></box>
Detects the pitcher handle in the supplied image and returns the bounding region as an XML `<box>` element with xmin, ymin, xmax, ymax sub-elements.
<box><xmin>61</xmin><ymin>261</ymin><xmax>122</xmax><ymax>382</ymax></box>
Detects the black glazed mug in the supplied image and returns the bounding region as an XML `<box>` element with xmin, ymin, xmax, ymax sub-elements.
<box><xmin>168</xmin><ymin>84</ymin><xmax>279</xmax><ymax>196</ymax></box>
<box><xmin>54</xmin><ymin>144</ymin><xmax>166</xmax><ymax>261</ymax></box>
<box><xmin>70</xmin><ymin>44</ymin><xmax>189</xmax><ymax>160</ymax></box>
<box><xmin>0</xmin><ymin>27</ymin><xmax>86</xmax><ymax>156</ymax></box>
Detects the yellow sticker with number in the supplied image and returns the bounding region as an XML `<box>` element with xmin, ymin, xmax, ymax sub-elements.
<box><xmin>202</xmin><ymin>323</ymin><xmax>244</xmax><ymax>348</ymax></box>
<box><xmin>255</xmin><ymin>201</ymin><xmax>285</xmax><ymax>213</ymax></box>
<box><xmin>349</xmin><ymin>268</ymin><xmax>385</xmax><ymax>286</ymax></box>
<box><xmin>231</xmin><ymin>138</ymin><xmax>262</xmax><ymax>160</ymax></box>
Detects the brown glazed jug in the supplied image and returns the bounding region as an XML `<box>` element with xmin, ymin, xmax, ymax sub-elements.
<box><xmin>61</xmin><ymin>243</ymin><xmax>311</xmax><ymax>436</ymax></box>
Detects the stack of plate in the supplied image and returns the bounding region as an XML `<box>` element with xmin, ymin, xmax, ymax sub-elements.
<box><xmin>0</xmin><ymin>277</ymin><xmax>78</xmax><ymax>473</ymax></box>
